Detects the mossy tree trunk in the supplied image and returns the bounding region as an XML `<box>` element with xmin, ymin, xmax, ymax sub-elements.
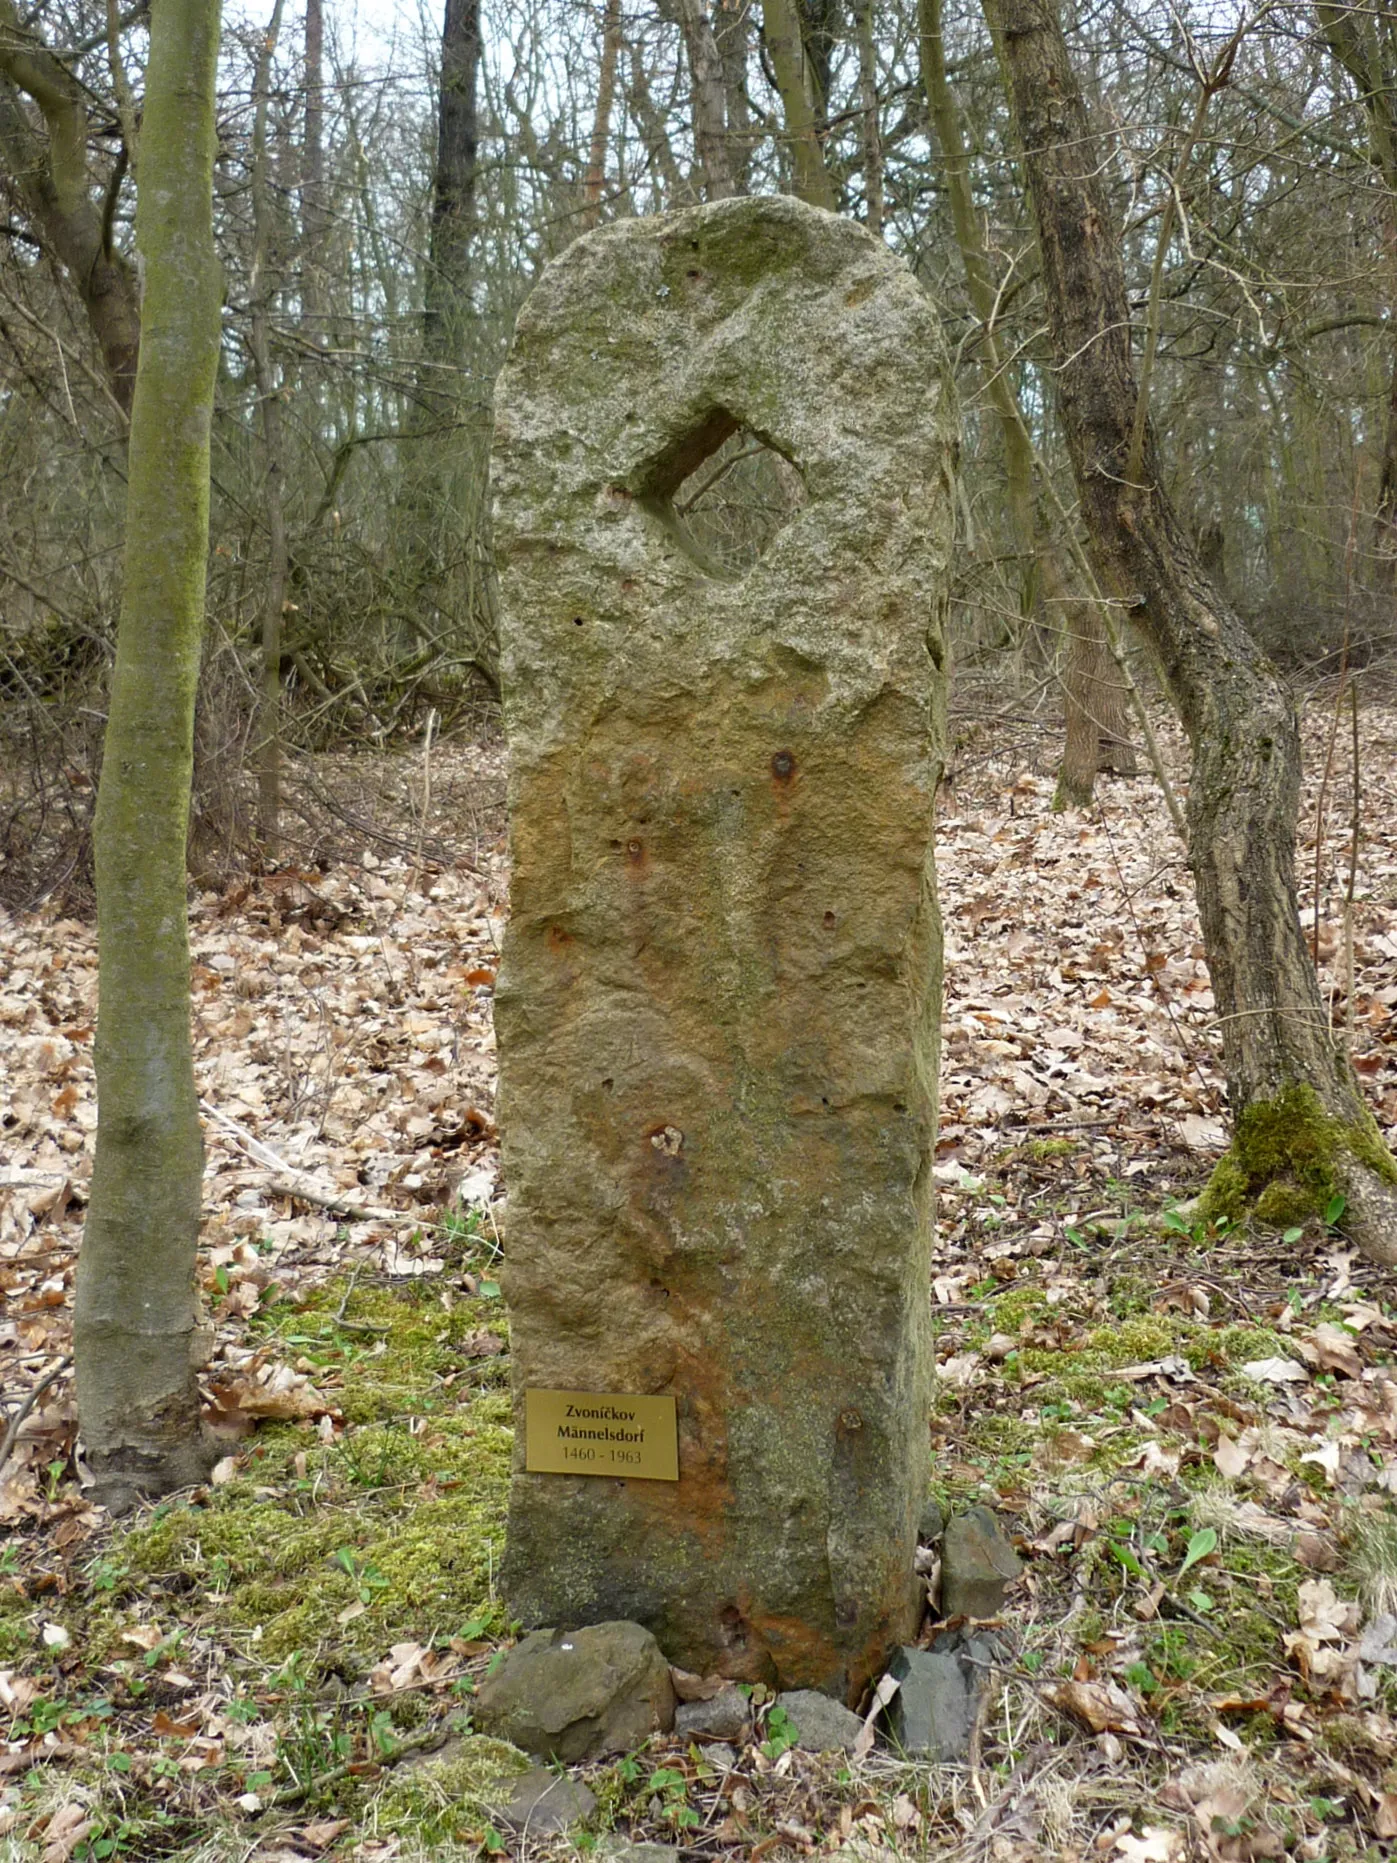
<box><xmin>74</xmin><ymin>0</ymin><xmax>224</xmax><ymax>1508</ymax></box>
<box><xmin>988</xmin><ymin>0</ymin><xmax>1397</xmax><ymax>1261</ymax></box>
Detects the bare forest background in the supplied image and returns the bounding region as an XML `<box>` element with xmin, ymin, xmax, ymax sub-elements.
<box><xmin>5</xmin><ymin>0</ymin><xmax>1397</xmax><ymax>908</ymax></box>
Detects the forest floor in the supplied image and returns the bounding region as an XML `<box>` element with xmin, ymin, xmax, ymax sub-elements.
<box><xmin>4</xmin><ymin>682</ymin><xmax>1397</xmax><ymax>1861</ymax></box>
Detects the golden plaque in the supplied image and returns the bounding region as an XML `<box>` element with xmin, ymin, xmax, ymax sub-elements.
<box><xmin>524</xmin><ymin>1390</ymin><xmax>679</xmax><ymax>1481</ymax></box>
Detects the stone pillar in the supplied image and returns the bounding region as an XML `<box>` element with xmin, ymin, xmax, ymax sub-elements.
<box><xmin>491</xmin><ymin>195</ymin><xmax>957</xmax><ymax>1703</ymax></box>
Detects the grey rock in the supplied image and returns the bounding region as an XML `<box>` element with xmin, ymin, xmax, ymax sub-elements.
<box><xmin>490</xmin><ymin>1765</ymin><xmax>597</xmax><ymax>1834</ymax></box>
<box><xmin>493</xmin><ymin>192</ymin><xmax>957</xmax><ymax>1696</ymax></box>
<box><xmin>697</xmin><ymin>1741</ymin><xmax>740</xmax><ymax>1771</ymax></box>
<box><xmin>883</xmin><ymin>1635</ymin><xmax>996</xmax><ymax>1762</ymax></box>
<box><xmin>918</xmin><ymin>1497</ymin><xmax>946</xmax><ymax>1544</ymax></box>
<box><xmin>776</xmin><ymin>1689</ymin><xmax>865</xmax><ymax>1755</ymax></box>
<box><xmin>472</xmin><ymin>1621</ymin><xmax>676</xmax><ymax>1763</ymax></box>
<box><xmin>940</xmin><ymin>1506</ymin><xmax>1022</xmax><ymax>1619</ymax></box>
<box><xmin>675</xmin><ymin>1684</ymin><xmax>750</xmax><ymax>1742</ymax></box>
<box><xmin>597</xmin><ymin>1846</ymin><xmax>683</xmax><ymax>1863</ymax></box>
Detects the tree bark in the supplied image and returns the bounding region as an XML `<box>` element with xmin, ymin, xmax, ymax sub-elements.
<box><xmin>423</xmin><ymin>0</ymin><xmax>481</xmax><ymax>377</ymax></box>
<box><xmin>74</xmin><ymin>0</ymin><xmax>225</xmax><ymax>1509</ymax></box>
<box><xmin>0</xmin><ymin>2</ymin><xmax>142</xmax><ymax>413</ymax></box>
<box><xmin>854</xmin><ymin>0</ymin><xmax>884</xmax><ymax>233</ymax></box>
<box><xmin>581</xmin><ymin>0</ymin><xmax>624</xmax><ymax>228</ymax></box>
<box><xmin>715</xmin><ymin>0</ymin><xmax>753</xmax><ymax>195</ymax></box>
<box><xmin>250</xmin><ymin>0</ymin><xmax>288</xmax><ymax>851</ymax></box>
<box><xmin>987</xmin><ymin>0</ymin><xmax>1397</xmax><ymax>1260</ymax></box>
<box><xmin>922</xmin><ymin>0</ymin><xmax>1131</xmax><ymax>797</ymax></box>
<box><xmin>759</xmin><ymin>0</ymin><xmax>837</xmax><ymax>209</ymax></box>
<box><xmin>300</xmin><ymin>0</ymin><xmax>328</xmax><ymax>346</ymax></box>
<box><xmin>672</xmin><ymin>0</ymin><xmax>735</xmax><ymax>200</ymax></box>
<box><xmin>1055</xmin><ymin>594</ymin><xmax>1137</xmax><ymax>809</ymax></box>
<box><xmin>1314</xmin><ymin>2</ymin><xmax>1397</xmax><ymax>594</ymax></box>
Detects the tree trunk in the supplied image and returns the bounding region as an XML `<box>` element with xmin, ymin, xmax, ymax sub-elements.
<box><xmin>715</xmin><ymin>0</ymin><xmax>753</xmax><ymax>195</ymax></box>
<box><xmin>626</xmin><ymin>39</ymin><xmax>687</xmax><ymax>205</ymax></box>
<box><xmin>74</xmin><ymin>0</ymin><xmax>224</xmax><ymax>1509</ymax></box>
<box><xmin>423</xmin><ymin>0</ymin><xmax>481</xmax><ymax>377</ymax></box>
<box><xmin>1313</xmin><ymin>4</ymin><xmax>1397</xmax><ymax>591</ymax></box>
<box><xmin>759</xmin><ymin>0</ymin><xmax>837</xmax><ymax>209</ymax></box>
<box><xmin>250</xmin><ymin>0</ymin><xmax>288</xmax><ymax>851</ymax></box>
<box><xmin>922</xmin><ymin>0</ymin><xmax>1131</xmax><ymax>796</ymax></box>
<box><xmin>581</xmin><ymin>0</ymin><xmax>624</xmax><ymax>228</ymax></box>
<box><xmin>301</xmin><ymin>0</ymin><xmax>328</xmax><ymax>346</ymax></box>
<box><xmin>407</xmin><ymin>0</ymin><xmax>495</xmax><ymax>687</ymax></box>
<box><xmin>672</xmin><ymin>0</ymin><xmax>735</xmax><ymax>200</ymax></box>
<box><xmin>1055</xmin><ymin>595</ymin><xmax>1137</xmax><ymax>810</ymax></box>
<box><xmin>854</xmin><ymin>0</ymin><xmax>883</xmax><ymax>233</ymax></box>
<box><xmin>0</xmin><ymin>2</ymin><xmax>142</xmax><ymax>413</ymax></box>
<box><xmin>987</xmin><ymin>0</ymin><xmax>1397</xmax><ymax>1260</ymax></box>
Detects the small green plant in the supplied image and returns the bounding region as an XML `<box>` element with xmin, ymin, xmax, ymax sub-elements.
<box><xmin>646</xmin><ymin>1765</ymin><xmax>700</xmax><ymax>1831</ymax></box>
<box><xmin>1178</xmin><ymin>1527</ymin><xmax>1217</xmax><ymax>1579</ymax></box>
<box><xmin>334</xmin><ymin>1546</ymin><xmax>390</xmax><ymax>1602</ymax></box>
<box><xmin>761</xmin><ymin>1703</ymin><xmax>799</xmax><ymax>1760</ymax></box>
<box><xmin>1162</xmin><ymin>1202</ymin><xmax>1234</xmax><ymax>1246</ymax></box>
<box><xmin>85</xmin><ymin>1555</ymin><xmax>129</xmax><ymax>1592</ymax></box>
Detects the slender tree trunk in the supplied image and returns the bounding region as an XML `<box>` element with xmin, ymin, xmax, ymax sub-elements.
<box><xmin>759</xmin><ymin>0</ymin><xmax>837</xmax><ymax>209</ymax></box>
<box><xmin>673</xmin><ymin>0</ymin><xmax>735</xmax><ymax>200</ymax></box>
<box><xmin>922</xmin><ymin>0</ymin><xmax>1130</xmax><ymax>796</ymax></box>
<box><xmin>423</xmin><ymin>0</ymin><xmax>481</xmax><ymax>377</ymax></box>
<box><xmin>715</xmin><ymin>0</ymin><xmax>753</xmax><ymax>195</ymax></box>
<box><xmin>403</xmin><ymin>0</ymin><xmax>496</xmax><ymax>689</ymax></box>
<box><xmin>74</xmin><ymin>0</ymin><xmax>224</xmax><ymax>1509</ymax></box>
<box><xmin>1375</xmin><ymin>360</ymin><xmax>1397</xmax><ymax>594</ymax></box>
<box><xmin>627</xmin><ymin>40</ymin><xmax>687</xmax><ymax>205</ymax></box>
<box><xmin>250</xmin><ymin>0</ymin><xmax>288</xmax><ymax>850</ymax></box>
<box><xmin>854</xmin><ymin>0</ymin><xmax>883</xmax><ymax>233</ymax></box>
<box><xmin>1314</xmin><ymin>4</ymin><xmax>1397</xmax><ymax>591</ymax></box>
<box><xmin>301</xmin><ymin>0</ymin><xmax>327</xmax><ymax>346</ymax></box>
<box><xmin>581</xmin><ymin>0</ymin><xmax>624</xmax><ymax>228</ymax></box>
<box><xmin>988</xmin><ymin>0</ymin><xmax>1397</xmax><ymax>1260</ymax></box>
<box><xmin>1054</xmin><ymin>596</ymin><xmax>1137</xmax><ymax>809</ymax></box>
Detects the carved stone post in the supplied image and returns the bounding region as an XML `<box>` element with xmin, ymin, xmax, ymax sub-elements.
<box><xmin>492</xmin><ymin>195</ymin><xmax>958</xmax><ymax>1700</ymax></box>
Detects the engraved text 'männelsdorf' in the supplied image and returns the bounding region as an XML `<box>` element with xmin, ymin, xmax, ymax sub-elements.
<box><xmin>557</xmin><ymin>1425</ymin><xmax>646</xmax><ymax>1442</ymax></box>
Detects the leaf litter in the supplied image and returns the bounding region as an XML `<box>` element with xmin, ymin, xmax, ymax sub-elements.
<box><xmin>1</xmin><ymin>695</ymin><xmax>1397</xmax><ymax>1856</ymax></box>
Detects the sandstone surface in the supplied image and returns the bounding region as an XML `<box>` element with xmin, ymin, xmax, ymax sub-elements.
<box><xmin>492</xmin><ymin>194</ymin><xmax>957</xmax><ymax>1698</ymax></box>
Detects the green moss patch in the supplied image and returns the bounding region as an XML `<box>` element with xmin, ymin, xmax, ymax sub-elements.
<box><xmin>1199</xmin><ymin>1083</ymin><xmax>1397</xmax><ymax>1228</ymax></box>
<box><xmin>370</xmin><ymin>1735</ymin><xmax>535</xmax><ymax>1845</ymax></box>
<box><xmin>109</xmin><ymin>1276</ymin><xmax>514</xmax><ymax>1665</ymax></box>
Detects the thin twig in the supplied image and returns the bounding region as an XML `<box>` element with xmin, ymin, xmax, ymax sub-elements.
<box><xmin>0</xmin><ymin>1356</ymin><xmax>72</xmax><ymax>1477</ymax></box>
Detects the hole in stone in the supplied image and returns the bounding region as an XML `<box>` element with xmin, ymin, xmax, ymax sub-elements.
<box><xmin>823</xmin><ymin>911</ymin><xmax>836</xmax><ymax>929</ymax></box>
<box><xmin>602</xmin><ymin>1077</ymin><xmax>614</xmax><ymax>1091</ymax></box>
<box><xmin>634</xmin><ymin>408</ymin><xmax>806</xmax><ymax>579</ymax></box>
<box><xmin>572</xmin><ymin>615</ymin><xmax>585</xmax><ymax>626</ymax></box>
<box><xmin>672</xmin><ymin>426</ymin><xmax>806</xmax><ymax>578</ymax></box>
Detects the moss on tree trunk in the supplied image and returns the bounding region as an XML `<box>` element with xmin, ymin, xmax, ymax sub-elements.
<box><xmin>74</xmin><ymin>0</ymin><xmax>224</xmax><ymax>1510</ymax></box>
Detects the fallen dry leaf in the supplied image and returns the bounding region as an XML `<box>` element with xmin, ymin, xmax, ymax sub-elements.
<box><xmin>1045</xmin><ymin>1678</ymin><xmax>1143</xmax><ymax>1736</ymax></box>
<box><xmin>1113</xmin><ymin>1830</ymin><xmax>1184</xmax><ymax>1863</ymax></box>
<box><xmin>1240</xmin><ymin>1356</ymin><xmax>1308</xmax><ymax>1386</ymax></box>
